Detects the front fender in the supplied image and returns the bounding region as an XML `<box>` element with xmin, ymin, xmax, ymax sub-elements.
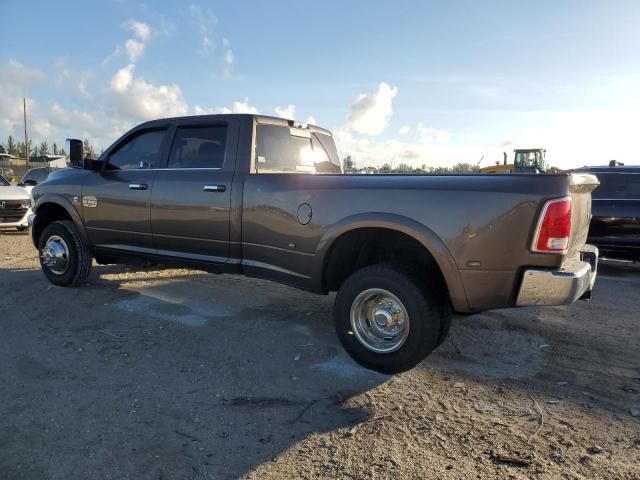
<box><xmin>31</xmin><ymin>194</ymin><xmax>89</xmax><ymax>248</ymax></box>
<box><xmin>312</xmin><ymin>212</ymin><xmax>470</xmax><ymax>312</ymax></box>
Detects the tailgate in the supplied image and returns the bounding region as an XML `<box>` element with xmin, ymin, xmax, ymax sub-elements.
<box><xmin>567</xmin><ymin>173</ymin><xmax>599</xmax><ymax>257</ymax></box>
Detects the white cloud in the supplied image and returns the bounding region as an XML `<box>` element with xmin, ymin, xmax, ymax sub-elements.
<box><xmin>126</xmin><ymin>20</ymin><xmax>151</xmax><ymax>42</ymax></box>
<box><xmin>105</xmin><ymin>20</ymin><xmax>152</xmax><ymax>63</ymax></box>
<box><xmin>109</xmin><ymin>64</ymin><xmax>188</xmax><ymax>121</ymax></box>
<box><xmin>346</xmin><ymin>82</ymin><xmax>398</xmax><ymax>135</ymax></box>
<box><xmin>193</xmin><ymin>104</ymin><xmax>213</xmax><ymax>115</ymax></box>
<box><xmin>222</xmin><ymin>37</ymin><xmax>234</xmax><ymax>78</ymax></box>
<box><xmin>223</xmin><ymin>38</ymin><xmax>234</xmax><ymax>64</ymax></box>
<box><xmin>54</xmin><ymin>59</ymin><xmax>92</xmax><ymax>99</ymax></box>
<box><xmin>124</xmin><ymin>39</ymin><xmax>146</xmax><ymax>62</ymax></box>
<box><xmin>0</xmin><ymin>59</ymin><xmax>45</xmax><ymax>86</ymax></box>
<box><xmin>275</xmin><ymin>104</ymin><xmax>296</xmax><ymax>120</ymax></box>
<box><xmin>190</xmin><ymin>5</ymin><xmax>218</xmax><ymax>54</ymax></box>
<box><xmin>334</xmin><ymin>128</ymin><xmax>477</xmax><ymax>169</ymax></box>
<box><xmin>50</xmin><ymin>102</ymin><xmax>96</xmax><ymax>129</ymax></box>
<box><xmin>0</xmin><ymin>60</ymin><xmax>44</xmax><ymax>138</ymax></box>
<box><xmin>398</xmin><ymin>125</ymin><xmax>410</xmax><ymax>135</ymax></box>
<box><xmin>216</xmin><ymin>98</ymin><xmax>258</xmax><ymax>114</ymax></box>
<box><xmin>416</xmin><ymin>122</ymin><xmax>451</xmax><ymax>144</ymax></box>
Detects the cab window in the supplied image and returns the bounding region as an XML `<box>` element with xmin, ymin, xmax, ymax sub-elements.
<box><xmin>107</xmin><ymin>129</ymin><xmax>166</xmax><ymax>170</ymax></box>
<box><xmin>167</xmin><ymin>126</ymin><xmax>227</xmax><ymax>169</ymax></box>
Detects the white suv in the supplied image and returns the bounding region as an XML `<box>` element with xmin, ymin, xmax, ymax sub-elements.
<box><xmin>0</xmin><ymin>174</ymin><xmax>32</xmax><ymax>231</ymax></box>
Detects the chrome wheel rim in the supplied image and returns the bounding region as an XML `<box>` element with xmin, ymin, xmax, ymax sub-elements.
<box><xmin>41</xmin><ymin>235</ymin><xmax>70</xmax><ymax>275</ymax></box>
<box><xmin>350</xmin><ymin>288</ymin><xmax>410</xmax><ymax>353</ymax></box>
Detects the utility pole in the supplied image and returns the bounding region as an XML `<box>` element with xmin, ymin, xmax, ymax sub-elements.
<box><xmin>23</xmin><ymin>97</ymin><xmax>29</xmax><ymax>171</ymax></box>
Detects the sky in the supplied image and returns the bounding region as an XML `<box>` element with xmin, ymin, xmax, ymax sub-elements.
<box><xmin>1</xmin><ymin>0</ymin><xmax>639</xmax><ymax>169</ymax></box>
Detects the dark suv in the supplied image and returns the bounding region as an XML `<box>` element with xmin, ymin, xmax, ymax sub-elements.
<box><xmin>574</xmin><ymin>164</ymin><xmax>640</xmax><ymax>261</ymax></box>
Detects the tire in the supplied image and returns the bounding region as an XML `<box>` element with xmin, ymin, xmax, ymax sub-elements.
<box><xmin>334</xmin><ymin>264</ymin><xmax>443</xmax><ymax>374</ymax></box>
<box><xmin>38</xmin><ymin>220</ymin><xmax>92</xmax><ymax>287</ymax></box>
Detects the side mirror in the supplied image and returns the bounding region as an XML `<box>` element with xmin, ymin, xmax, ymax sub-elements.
<box><xmin>67</xmin><ymin>138</ymin><xmax>84</xmax><ymax>168</ymax></box>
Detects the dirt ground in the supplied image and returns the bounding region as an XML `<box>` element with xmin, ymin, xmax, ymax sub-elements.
<box><xmin>0</xmin><ymin>231</ymin><xmax>639</xmax><ymax>480</ymax></box>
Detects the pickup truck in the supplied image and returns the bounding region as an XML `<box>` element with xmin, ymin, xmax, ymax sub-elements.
<box><xmin>30</xmin><ymin>114</ymin><xmax>599</xmax><ymax>373</ymax></box>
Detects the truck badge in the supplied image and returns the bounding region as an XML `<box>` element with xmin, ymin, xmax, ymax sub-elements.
<box><xmin>82</xmin><ymin>196</ymin><xmax>98</xmax><ymax>208</ymax></box>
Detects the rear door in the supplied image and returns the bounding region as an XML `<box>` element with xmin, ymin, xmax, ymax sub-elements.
<box><xmin>150</xmin><ymin>118</ymin><xmax>239</xmax><ymax>263</ymax></box>
<box><xmin>82</xmin><ymin>127</ymin><xmax>169</xmax><ymax>253</ymax></box>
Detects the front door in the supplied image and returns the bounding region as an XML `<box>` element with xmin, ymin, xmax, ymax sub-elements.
<box><xmin>82</xmin><ymin>128</ymin><xmax>168</xmax><ymax>253</ymax></box>
<box><xmin>150</xmin><ymin>119</ymin><xmax>238</xmax><ymax>263</ymax></box>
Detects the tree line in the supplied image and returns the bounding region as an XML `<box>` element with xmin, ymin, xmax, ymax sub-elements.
<box><xmin>0</xmin><ymin>135</ymin><xmax>100</xmax><ymax>159</ymax></box>
<box><xmin>342</xmin><ymin>156</ymin><xmax>480</xmax><ymax>174</ymax></box>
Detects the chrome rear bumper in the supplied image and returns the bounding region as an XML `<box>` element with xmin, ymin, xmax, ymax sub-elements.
<box><xmin>516</xmin><ymin>245</ymin><xmax>598</xmax><ymax>306</ymax></box>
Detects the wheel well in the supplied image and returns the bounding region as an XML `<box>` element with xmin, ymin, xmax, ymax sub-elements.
<box><xmin>323</xmin><ymin>227</ymin><xmax>450</xmax><ymax>298</ymax></box>
<box><xmin>33</xmin><ymin>203</ymin><xmax>73</xmax><ymax>244</ymax></box>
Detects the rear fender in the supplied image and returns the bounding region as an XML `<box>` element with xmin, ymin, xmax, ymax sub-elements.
<box><xmin>312</xmin><ymin>212</ymin><xmax>470</xmax><ymax>312</ymax></box>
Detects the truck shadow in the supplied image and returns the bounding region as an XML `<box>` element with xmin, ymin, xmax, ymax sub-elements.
<box><xmin>0</xmin><ymin>265</ymin><xmax>386</xmax><ymax>479</ymax></box>
<box><xmin>0</xmin><ymin>262</ymin><xmax>638</xmax><ymax>478</ymax></box>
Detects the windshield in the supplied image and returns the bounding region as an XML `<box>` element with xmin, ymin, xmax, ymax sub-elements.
<box><xmin>514</xmin><ymin>151</ymin><xmax>546</xmax><ymax>171</ymax></box>
<box><xmin>0</xmin><ymin>175</ymin><xmax>9</xmax><ymax>186</ymax></box>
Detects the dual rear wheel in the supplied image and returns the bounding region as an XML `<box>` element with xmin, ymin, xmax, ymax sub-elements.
<box><xmin>334</xmin><ymin>264</ymin><xmax>449</xmax><ymax>374</ymax></box>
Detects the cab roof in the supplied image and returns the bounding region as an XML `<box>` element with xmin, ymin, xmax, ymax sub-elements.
<box><xmin>136</xmin><ymin>113</ymin><xmax>333</xmax><ymax>137</ymax></box>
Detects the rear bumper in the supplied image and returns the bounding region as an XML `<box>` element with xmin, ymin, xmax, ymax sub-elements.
<box><xmin>516</xmin><ymin>245</ymin><xmax>598</xmax><ymax>306</ymax></box>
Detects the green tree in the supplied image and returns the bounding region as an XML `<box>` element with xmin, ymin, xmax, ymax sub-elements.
<box><xmin>83</xmin><ymin>139</ymin><xmax>97</xmax><ymax>159</ymax></box>
<box><xmin>52</xmin><ymin>142</ymin><xmax>58</xmax><ymax>155</ymax></box>
<box><xmin>39</xmin><ymin>141</ymin><xmax>49</xmax><ymax>156</ymax></box>
<box><xmin>16</xmin><ymin>140</ymin><xmax>34</xmax><ymax>159</ymax></box>
<box><xmin>6</xmin><ymin>136</ymin><xmax>18</xmax><ymax>156</ymax></box>
<box><xmin>342</xmin><ymin>155</ymin><xmax>355</xmax><ymax>172</ymax></box>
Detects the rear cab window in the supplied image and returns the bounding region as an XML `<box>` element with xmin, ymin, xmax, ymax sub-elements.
<box><xmin>255</xmin><ymin>124</ymin><xmax>342</xmax><ymax>174</ymax></box>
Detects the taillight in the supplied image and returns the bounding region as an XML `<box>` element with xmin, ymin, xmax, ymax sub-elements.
<box><xmin>532</xmin><ymin>197</ymin><xmax>572</xmax><ymax>254</ymax></box>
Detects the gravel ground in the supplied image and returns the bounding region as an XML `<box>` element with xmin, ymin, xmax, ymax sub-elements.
<box><xmin>1</xmin><ymin>231</ymin><xmax>639</xmax><ymax>479</ymax></box>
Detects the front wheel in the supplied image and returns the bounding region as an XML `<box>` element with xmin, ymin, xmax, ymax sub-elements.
<box><xmin>334</xmin><ymin>264</ymin><xmax>444</xmax><ymax>374</ymax></box>
<box><xmin>38</xmin><ymin>220</ymin><xmax>92</xmax><ymax>287</ymax></box>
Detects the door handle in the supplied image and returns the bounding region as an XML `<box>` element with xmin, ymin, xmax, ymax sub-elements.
<box><xmin>203</xmin><ymin>185</ymin><xmax>226</xmax><ymax>192</ymax></box>
<box><xmin>129</xmin><ymin>183</ymin><xmax>148</xmax><ymax>190</ymax></box>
